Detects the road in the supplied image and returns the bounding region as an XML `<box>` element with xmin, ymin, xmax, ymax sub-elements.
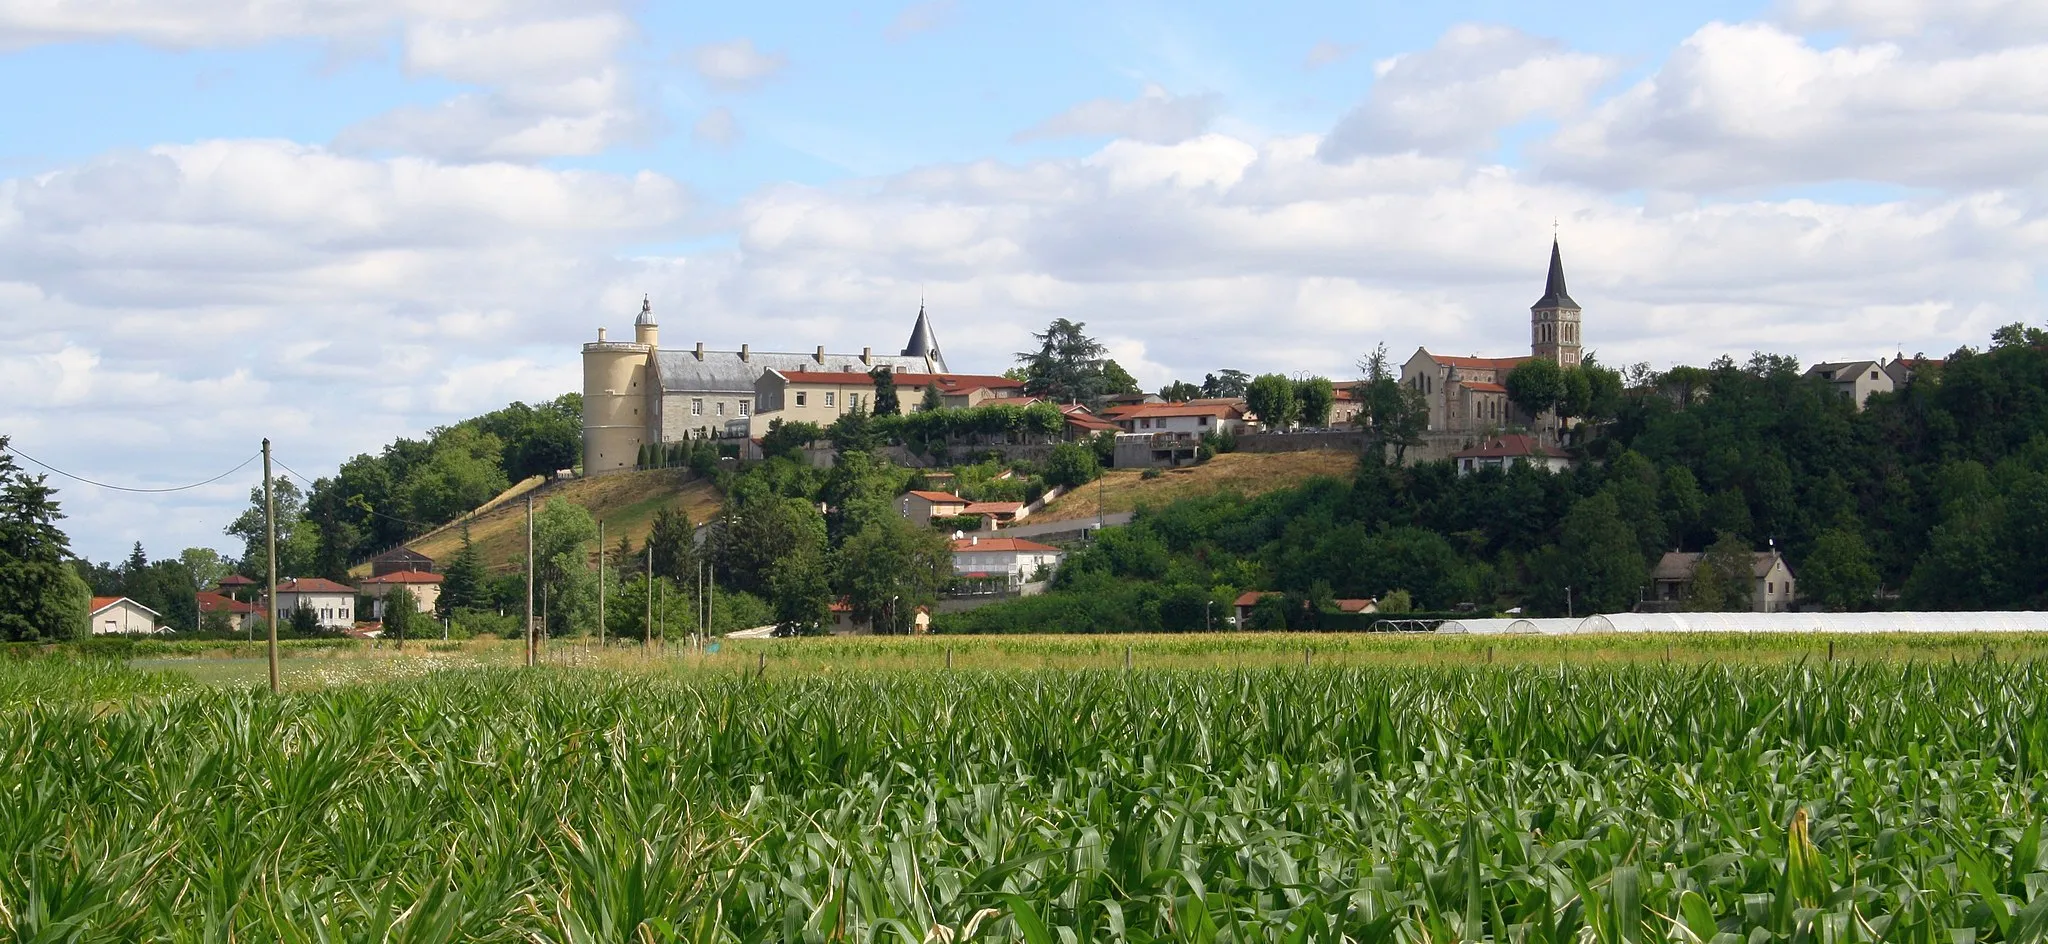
<box><xmin>993</xmin><ymin>512</ymin><xmax>1133</xmax><ymax>540</ymax></box>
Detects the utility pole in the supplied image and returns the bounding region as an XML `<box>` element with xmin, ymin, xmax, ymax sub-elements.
<box><xmin>644</xmin><ymin>543</ymin><xmax>653</xmax><ymax>652</ymax></box>
<box><xmin>525</xmin><ymin>496</ymin><xmax>535</xmax><ymax>667</ymax></box>
<box><xmin>263</xmin><ymin>439</ymin><xmax>278</xmax><ymax>695</ymax></box>
<box><xmin>597</xmin><ymin>520</ymin><xmax>606</xmax><ymax>649</ymax></box>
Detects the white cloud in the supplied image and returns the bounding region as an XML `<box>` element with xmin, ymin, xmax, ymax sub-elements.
<box><xmin>886</xmin><ymin>0</ymin><xmax>956</xmax><ymax>41</ymax></box>
<box><xmin>687</xmin><ymin>38</ymin><xmax>786</xmax><ymax>91</ymax></box>
<box><xmin>1016</xmin><ymin>85</ymin><xmax>1223</xmax><ymax>145</ymax></box>
<box><xmin>694</xmin><ymin>107</ymin><xmax>741</xmax><ymax>148</ymax></box>
<box><xmin>1537</xmin><ymin>22</ymin><xmax>2048</xmax><ymax>192</ymax></box>
<box><xmin>0</xmin><ymin>0</ymin><xmax>583</xmax><ymax>49</ymax></box>
<box><xmin>0</xmin><ymin>140</ymin><xmax>689</xmax><ymax>559</ymax></box>
<box><xmin>1780</xmin><ymin>0</ymin><xmax>2048</xmax><ymax>47</ymax></box>
<box><xmin>1321</xmin><ymin>24</ymin><xmax>1617</xmax><ymax>160</ymax></box>
<box><xmin>403</xmin><ymin>13</ymin><xmax>628</xmax><ymax>85</ymax></box>
<box><xmin>1304</xmin><ymin>41</ymin><xmax>1356</xmax><ymax>70</ymax></box>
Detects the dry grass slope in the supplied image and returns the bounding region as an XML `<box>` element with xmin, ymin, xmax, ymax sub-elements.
<box><xmin>1031</xmin><ymin>450</ymin><xmax>1358</xmax><ymax>524</ymax></box>
<box><xmin>384</xmin><ymin>469</ymin><xmax>722</xmax><ymax>574</ymax></box>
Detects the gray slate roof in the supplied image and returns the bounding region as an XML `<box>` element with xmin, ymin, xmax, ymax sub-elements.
<box><xmin>1532</xmin><ymin>239</ymin><xmax>1580</xmax><ymax>311</ymax></box>
<box><xmin>653</xmin><ymin>349</ymin><xmax>936</xmax><ymax>395</ymax></box>
<box><xmin>901</xmin><ymin>305</ymin><xmax>947</xmax><ymax>372</ymax></box>
<box><xmin>1653</xmin><ymin>551</ymin><xmax>1788</xmax><ymax>581</ymax></box>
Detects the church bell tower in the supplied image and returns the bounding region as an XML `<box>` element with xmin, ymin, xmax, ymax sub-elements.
<box><xmin>1530</xmin><ymin>239</ymin><xmax>1582</xmax><ymax>367</ymax></box>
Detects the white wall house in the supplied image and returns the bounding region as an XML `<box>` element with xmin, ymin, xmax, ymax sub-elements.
<box><xmin>89</xmin><ymin>596</ymin><xmax>161</xmax><ymax>635</ymax></box>
<box><xmin>901</xmin><ymin>490</ymin><xmax>969</xmax><ymax>527</ymax></box>
<box><xmin>271</xmin><ymin>578</ymin><xmax>359</xmax><ymax>630</ymax></box>
<box><xmin>950</xmin><ymin>536</ymin><xmax>1064</xmax><ymax>589</ymax></box>
<box><xmin>356</xmin><ymin>571</ymin><xmax>443</xmax><ymax>620</ymax></box>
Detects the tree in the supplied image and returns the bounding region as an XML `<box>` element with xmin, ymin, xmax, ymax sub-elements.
<box><xmin>437</xmin><ymin>524</ymin><xmax>485</xmax><ymax>618</ymax></box>
<box><xmin>1800</xmin><ymin>527</ymin><xmax>1878</xmax><ymax>611</ymax></box>
<box><xmin>769</xmin><ymin>546</ymin><xmax>834</xmax><ymax>636</ymax></box>
<box><xmin>870</xmin><ymin>367</ymin><xmax>902</xmax><ymax>416</ymax></box>
<box><xmin>1377</xmin><ymin>589</ymin><xmax>1413</xmax><ymax>614</ymax></box>
<box><xmin>759</xmin><ymin>420</ymin><xmax>824</xmax><ymax>461</ymax></box>
<box><xmin>226</xmin><ymin>477</ymin><xmax>318</xmax><ymax>579</ymax></box>
<box><xmin>1295</xmin><ymin>377</ymin><xmax>1335</xmax><ymax>427</ymax></box>
<box><xmin>1505</xmin><ymin>358</ymin><xmax>1566</xmax><ymax>420</ymax></box>
<box><xmin>1549</xmin><ymin>493</ymin><xmax>1647</xmax><ymax>615</ymax></box>
<box><xmin>288</xmin><ymin>603</ymin><xmax>322</xmax><ymax>637</ymax></box>
<box><xmin>1160</xmin><ymin>380</ymin><xmax>1202</xmax><ymax>401</ymax></box>
<box><xmin>1687</xmin><ymin>532</ymin><xmax>1756</xmax><ymax>612</ymax></box>
<box><xmin>1015</xmin><ymin>318</ymin><xmax>1110</xmax><ymax>406</ymax></box>
<box><xmin>1043</xmin><ymin>442</ymin><xmax>1101</xmax><ymax>489</ymax></box>
<box><xmin>828</xmin><ymin>406</ymin><xmax>877</xmax><ymax>454</ymax></box>
<box><xmin>710</xmin><ymin>496</ymin><xmax>827</xmax><ymax>597</ymax></box>
<box><xmin>0</xmin><ymin>437</ymin><xmax>89</xmax><ymax>641</ymax></box>
<box><xmin>1201</xmin><ymin>370</ymin><xmax>1251</xmax><ymax>398</ymax></box>
<box><xmin>383</xmin><ymin>585</ymin><xmax>419</xmax><ymax>649</ymax></box>
<box><xmin>1246</xmin><ymin>374</ymin><xmax>1299</xmax><ymax>430</ymax></box>
<box><xmin>1101</xmin><ymin>360</ymin><xmax>1141</xmax><ymax>396</ymax></box>
<box><xmin>177</xmin><ymin>547</ymin><xmax>231</xmax><ymax>592</ymax></box>
<box><xmin>1354</xmin><ymin>345</ymin><xmax>1430</xmax><ymax>461</ymax></box>
<box><xmin>919</xmin><ymin>383</ymin><xmax>944</xmax><ymax>413</ymax></box>
<box><xmin>646</xmin><ymin>505</ymin><xmax>696</xmax><ymax>583</ymax></box>
<box><xmin>836</xmin><ymin>515</ymin><xmax>950</xmax><ymax>633</ymax></box>
<box><xmin>533</xmin><ymin>498</ymin><xmax>598</xmax><ymax>636</ymax></box>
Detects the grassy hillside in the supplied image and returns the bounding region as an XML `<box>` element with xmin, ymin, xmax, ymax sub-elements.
<box><xmin>1031</xmin><ymin>450</ymin><xmax>1358</xmax><ymax>524</ymax></box>
<box><xmin>358</xmin><ymin>469</ymin><xmax>722</xmax><ymax>575</ymax></box>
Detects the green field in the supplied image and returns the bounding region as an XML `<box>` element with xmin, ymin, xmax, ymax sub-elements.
<box><xmin>4</xmin><ymin>639</ymin><xmax>2048</xmax><ymax>941</ymax></box>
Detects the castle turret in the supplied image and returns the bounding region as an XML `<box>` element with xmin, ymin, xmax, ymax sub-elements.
<box><xmin>901</xmin><ymin>302</ymin><xmax>946</xmax><ymax>372</ymax></box>
<box><xmin>1530</xmin><ymin>239</ymin><xmax>1583</xmax><ymax>367</ymax></box>
<box><xmin>583</xmin><ymin>296</ymin><xmax>657</xmax><ymax>475</ymax></box>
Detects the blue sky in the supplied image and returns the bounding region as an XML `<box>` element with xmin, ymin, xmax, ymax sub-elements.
<box><xmin>1</xmin><ymin>0</ymin><xmax>2045</xmax><ymax>561</ymax></box>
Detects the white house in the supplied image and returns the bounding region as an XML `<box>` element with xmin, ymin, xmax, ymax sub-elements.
<box><xmin>1804</xmin><ymin>360</ymin><xmax>1894</xmax><ymax>410</ymax></box>
<box><xmin>89</xmin><ymin>596</ymin><xmax>161</xmax><ymax>635</ymax></box>
<box><xmin>1105</xmin><ymin>401</ymin><xmax>1249</xmax><ymax>437</ymax></box>
<box><xmin>1449</xmin><ymin>435</ymin><xmax>1574</xmax><ymax>475</ymax></box>
<box><xmin>1650</xmin><ymin>551</ymin><xmax>1798</xmax><ymax>612</ymax></box>
<box><xmin>950</xmin><ymin>536</ymin><xmax>1064</xmax><ymax>590</ymax></box>
<box><xmin>356</xmin><ymin>571</ymin><xmax>443</xmax><ymax>620</ymax></box>
<box><xmin>271</xmin><ymin>578</ymin><xmax>359</xmax><ymax>630</ymax></box>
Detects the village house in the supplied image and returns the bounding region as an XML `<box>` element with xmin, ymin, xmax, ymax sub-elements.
<box><xmin>1803</xmin><ymin>360</ymin><xmax>1893</xmax><ymax>409</ymax></box>
<box><xmin>1649</xmin><ymin>551</ymin><xmax>1798</xmax><ymax>612</ymax></box>
<box><xmin>195</xmin><ymin>591</ymin><xmax>257</xmax><ymax>632</ymax></box>
<box><xmin>269</xmin><ymin>578</ymin><xmax>358</xmax><ymax>631</ymax></box>
<box><xmin>901</xmin><ymin>490</ymin><xmax>970</xmax><ymax>527</ymax></box>
<box><xmin>963</xmin><ymin>501</ymin><xmax>1026</xmax><ymax>529</ymax></box>
<box><xmin>89</xmin><ymin>596</ymin><xmax>161</xmax><ymax>635</ymax></box>
<box><xmin>950</xmin><ymin>536</ymin><xmax>1063</xmax><ymax>593</ymax></box>
<box><xmin>1450</xmin><ymin>434</ymin><xmax>1574</xmax><ymax>475</ymax></box>
<box><xmin>369</xmin><ymin>546</ymin><xmax>434</xmax><ymax>577</ymax></box>
<box><xmin>356</xmin><ymin>571</ymin><xmax>444</xmax><ymax>620</ymax></box>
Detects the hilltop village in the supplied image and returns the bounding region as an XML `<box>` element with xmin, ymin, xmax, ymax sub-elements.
<box><xmin>45</xmin><ymin>238</ymin><xmax>2010</xmax><ymax>640</ymax></box>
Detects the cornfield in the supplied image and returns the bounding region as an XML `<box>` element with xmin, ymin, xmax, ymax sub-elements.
<box><xmin>4</xmin><ymin>658</ymin><xmax>2047</xmax><ymax>941</ymax></box>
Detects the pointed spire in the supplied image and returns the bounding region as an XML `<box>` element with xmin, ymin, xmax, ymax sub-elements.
<box><xmin>1532</xmin><ymin>238</ymin><xmax>1579</xmax><ymax>311</ymax></box>
<box><xmin>635</xmin><ymin>294</ymin><xmax>655</xmax><ymax>326</ymax></box>
<box><xmin>901</xmin><ymin>301</ymin><xmax>946</xmax><ymax>372</ymax></box>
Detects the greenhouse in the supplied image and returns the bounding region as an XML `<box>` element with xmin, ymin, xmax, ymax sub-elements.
<box><xmin>1570</xmin><ymin>611</ymin><xmax>2048</xmax><ymax>634</ymax></box>
<box><xmin>1433</xmin><ymin>618</ymin><xmax>1522</xmax><ymax>635</ymax></box>
<box><xmin>1504</xmin><ymin>618</ymin><xmax>1582</xmax><ymax>635</ymax></box>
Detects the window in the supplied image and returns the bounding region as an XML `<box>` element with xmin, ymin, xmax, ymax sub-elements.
<box><xmin>716</xmin><ymin>402</ymin><xmax>725</xmax><ymax>416</ymax></box>
<box><xmin>691</xmin><ymin>398</ymin><xmax>703</xmax><ymax>416</ymax></box>
<box><xmin>322</xmin><ymin>608</ymin><xmax>332</xmax><ymax>620</ymax></box>
<box><xmin>796</xmin><ymin>392</ymin><xmax>807</xmax><ymax>406</ymax></box>
<box><xmin>1140</xmin><ymin>418</ymin><xmax>1151</xmax><ymax>429</ymax></box>
<box><xmin>1767</xmin><ymin>582</ymin><xmax>1775</xmax><ymax>594</ymax></box>
<box><xmin>739</xmin><ymin>400</ymin><xmax>750</xmax><ymax>417</ymax></box>
<box><xmin>825</xmin><ymin>392</ymin><xmax>836</xmax><ymax>407</ymax></box>
<box><xmin>1870</xmin><ymin>371</ymin><xmax>1879</xmax><ymax>380</ymax></box>
<box><xmin>1199</xmin><ymin>415</ymin><xmax>1210</xmax><ymax>426</ymax></box>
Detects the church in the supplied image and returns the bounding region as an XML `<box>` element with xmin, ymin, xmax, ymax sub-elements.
<box><xmin>581</xmin><ymin>300</ymin><xmax>947</xmax><ymax>474</ymax></box>
<box><xmin>1400</xmin><ymin>240</ymin><xmax>1584</xmax><ymax>433</ymax></box>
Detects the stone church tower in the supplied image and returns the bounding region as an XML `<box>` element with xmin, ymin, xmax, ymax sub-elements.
<box><xmin>1530</xmin><ymin>239</ymin><xmax>1582</xmax><ymax>367</ymax></box>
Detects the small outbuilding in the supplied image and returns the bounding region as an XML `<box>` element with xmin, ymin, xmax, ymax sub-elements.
<box><xmin>89</xmin><ymin>596</ymin><xmax>161</xmax><ymax>635</ymax></box>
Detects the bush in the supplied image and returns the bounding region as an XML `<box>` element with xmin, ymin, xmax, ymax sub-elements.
<box><xmin>1043</xmin><ymin>442</ymin><xmax>1101</xmax><ymax>489</ymax></box>
<box><xmin>1142</xmin><ymin>468</ymin><xmax>1164</xmax><ymax>480</ymax></box>
<box><xmin>931</xmin><ymin>515</ymin><xmax>983</xmax><ymax>532</ymax></box>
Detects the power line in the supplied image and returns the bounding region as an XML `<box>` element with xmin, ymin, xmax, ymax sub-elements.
<box><xmin>4</xmin><ymin>446</ymin><xmax>259</xmax><ymax>493</ymax></box>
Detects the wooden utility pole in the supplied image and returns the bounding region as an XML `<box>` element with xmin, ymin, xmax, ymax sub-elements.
<box><xmin>263</xmin><ymin>439</ymin><xmax>278</xmax><ymax>695</ymax></box>
<box><xmin>596</xmin><ymin>521</ymin><xmax>606</xmax><ymax>649</ymax></box>
<box><xmin>525</xmin><ymin>496</ymin><xmax>535</xmax><ymax>667</ymax></box>
<box><xmin>644</xmin><ymin>544</ymin><xmax>653</xmax><ymax>651</ymax></box>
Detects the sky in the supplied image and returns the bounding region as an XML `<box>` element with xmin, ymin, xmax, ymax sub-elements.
<box><xmin>3</xmin><ymin>0</ymin><xmax>2046</xmax><ymax>563</ymax></box>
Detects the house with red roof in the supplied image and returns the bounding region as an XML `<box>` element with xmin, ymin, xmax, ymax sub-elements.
<box><xmin>750</xmin><ymin>368</ymin><xmax>1029</xmax><ymax>437</ymax></box>
<box><xmin>1449</xmin><ymin>434</ymin><xmax>1573</xmax><ymax>475</ymax></box>
<box><xmin>196</xmin><ymin>591</ymin><xmax>258</xmax><ymax>632</ymax></box>
<box><xmin>950</xmin><ymin>535</ymin><xmax>1064</xmax><ymax>593</ymax></box>
<box><xmin>900</xmin><ymin>489</ymin><xmax>970</xmax><ymax>527</ymax></box>
<box><xmin>267</xmin><ymin>577</ymin><xmax>359</xmax><ymax>631</ymax></box>
<box><xmin>89</xmin><ymin>596</ymin><xmax>162</xmax><ymax>635</ymax></box>
<box><xmin>357</xmin><ymin>570</ymin><xmax>444</xmax><ymax>620</ymax></box>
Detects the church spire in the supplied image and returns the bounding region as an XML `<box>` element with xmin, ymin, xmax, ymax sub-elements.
<box><xmin>1532</xmin><ymin>239</ymin><xmax>1579</xmax><ymax>311</ymax></box>
<box><xmin>901</xmin><ymin>301</ymin><xmax>946</xmax><ymax>372</ymax></box>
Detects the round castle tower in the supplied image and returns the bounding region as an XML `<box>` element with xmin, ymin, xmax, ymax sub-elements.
<box><xmin>581</xmin><ymin>297</ymin><xmax>658</xmax><ymax>475</ymax></box>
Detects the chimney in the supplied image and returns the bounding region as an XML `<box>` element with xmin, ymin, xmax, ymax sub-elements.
<box><xmin>597</xmin><ymin>327</ymin><xmax>607</xmax><ymax>342</ymax></box>
<box><xmin>970</xmin><ymin>536</ymin><xmax>978</xmax><ymax>546</ymax></box>
<box><xmin>694</xmin><ymin>342</ymin><xmax>705</xmax><ymax>360</ymax></box>
<box><xmin>740</xmin><ymin>344</ymin><xmax>750</xmax><ymax>362</ymax></box>
<box><xmin>815</xmin><ymin>345</ymin><xmax>826</xmax><ymax>364</ymax></box>
<box><xmin>862</xmin><ymin>347</ymin><xmax>872</xmax><ymax>365</ymax></box>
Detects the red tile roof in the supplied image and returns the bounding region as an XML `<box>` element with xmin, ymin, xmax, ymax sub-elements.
<box><xmin>1450</xmin><ymin>434</ymin><xmax>1555</xmax><ymax>459</ymax></box>
<box><xmin>275</xmin><ymin>577</ymin><xmax>356</xmax><ymax>594</ymax></box>
<box><xmin>1333</xmin><ymin>599</ymin><xmax>1377</xmax><ymax>613</ymax></box>
<box><xmin>951</xmin><ymin>537</ymin><xmax>1061</xmax><ymax>553</ymax></box>
<box><xmin>974</xmin><ymin>396</ymin><xmax>1043</xmax><ymax>408</ymax></box>
<box><xmin>1115</xmin><ymin>402</ymin><xmax>1244</xmax><ymax>421</ymax></box>
<box><xmin>358</xmin><ymin>570</ymin><xmax>443</xmax><ymax>585</ymax></box>
<box><xmin>1064</xmin><ymin>413</ymin><xmax>1121</xmax><ymax>432</ymax></box>
<box><xmin>1458</xmin><ymin>381</ymin><xmax>1508</xmax><ymax>393</ymax></box>
<box><xmin>1233</xmin><ymin>591</ymin><xmax>1272</xmax><ymax>607</ymax></box>
<box><xmin>1430</xmin><ymin>353</ymin><xmax>1534</xmax><ymax>370</ymax></box>
<box><xmin>196</xmin><ymin>591</ymin><xmax>257</xmax><ymax>615</ymax></box>
<box><xmin>89</xmin><ymin>596</ymin><xmax>160</xmax><ymax>617</ymax></box>
<box><xmin>772</xmin><ymin>370</ymin><xmax>1026</xmax><ymax>391</ymax></box>
<box><xmin>907</xmin><ymin>490</ymin><xmax>967</xmax><ymax>504</ymax></box>
<box><xmin>963</xmin><ymin>501</ymin><xmax>1024</xmax><ymax>515</ymax></box>
<box><xmin>216</xmin><ymin>574</ymin><xmax>256</xmax><ymax>586</ymax></box>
